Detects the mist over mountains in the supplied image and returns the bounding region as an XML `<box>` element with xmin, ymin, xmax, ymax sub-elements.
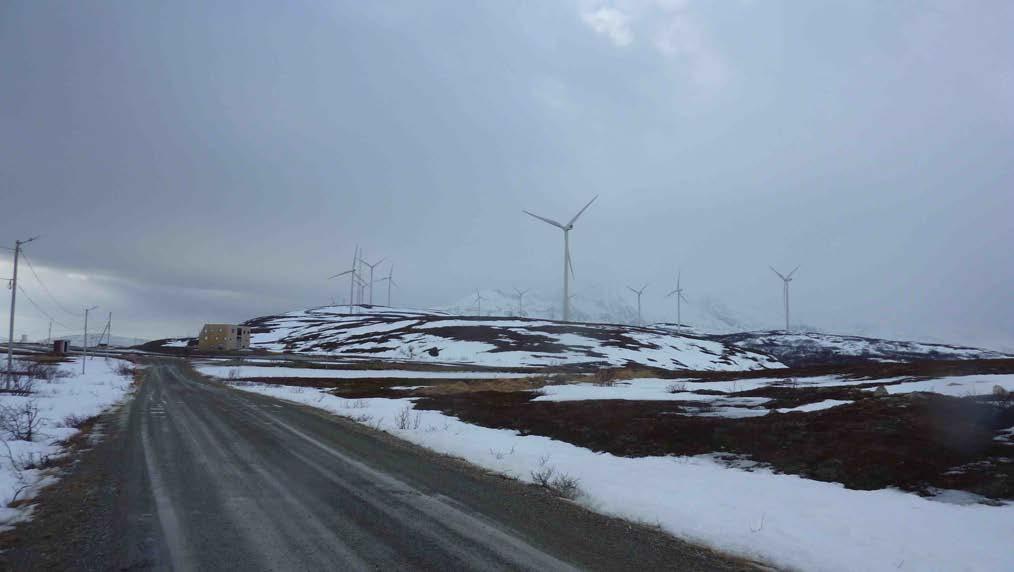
<box><xmin>438</xmin><ymin>285</ymin><xmax>808</xmax><ymax>335</ymax></box>
<box><xmin>434</xmin><ymin>285</ymin><xmax>1011</xmax><ymax>353</ymax></box>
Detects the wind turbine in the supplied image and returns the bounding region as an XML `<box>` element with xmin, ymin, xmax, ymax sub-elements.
<box><xmin>523</xmin><ymin>196</ymin><xmax>598</xmax><ymax>322</ymax></box>
<box><xmin>361</xmin><ymin>256</ymin><xmax>386</xmax><ymax>305</ymax></box>
<box><xmin>666</xmin><ymin>272</ymin><xmax>689</xmax><ymax>331</ymax></box>
<box><xmin>512</xmin><ymin>287</ymin><xmax>530</xmax><ymax>317</ymax></box>
<box><xmin>474</xmin><ymin>289</ymin><xmax>486</xmax><ymax>316</ymax></box>
<box><xmin>329</xmin><ymin>246</ymin><xmax>360</xmax><ymax>315</ymax></box>
<box><xmin>770</xmin><ymin>266</ymin><xmax>799</xmax><ymax>332</ymax></box>
<box><xmin>375</xmin><ymin>265</ymin><xmax>399</xmax><ymax>306</ymax></box>
<box><xmin>626</xmin><ymin>283</ymin><xmax>648</xmax><ymax>326</ymax></box>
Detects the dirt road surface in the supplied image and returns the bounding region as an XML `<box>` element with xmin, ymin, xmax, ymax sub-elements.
<box><xmin>1</xmin><ymin>360</ymin><xmax>749</xmax><ymax>571</ymax></box>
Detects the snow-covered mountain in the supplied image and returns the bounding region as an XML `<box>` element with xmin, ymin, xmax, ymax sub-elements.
<box><xmin>438</xmin><ymin>287</ymin><xmax>636</xmax><ymax>324</ymax></box>
<box><xmin>143</xmin><ymin>304</ymin><xmax>1011</xmax><ymax>369</ymax></box>
<box><xmin>710</xmin><ymin>331</ymin><xmax>1013</xmax><ymax>368</ymax></box>
<box><xmin>240</xmin><ymin>305</ymin><xmax>785</xmax><ymax>371</ymax></box>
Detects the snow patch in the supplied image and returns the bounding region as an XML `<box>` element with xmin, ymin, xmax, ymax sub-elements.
<box><xmin>231</xmin><ymin>381</ymin><xmax>1014</xmax><ymax>572</ymax></box>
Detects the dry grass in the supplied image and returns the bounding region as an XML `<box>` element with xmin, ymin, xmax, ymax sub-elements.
<box><xmin>415</xmin><ymin>376</ymin><xmax>552</xmax><ymax>396</ymax></box>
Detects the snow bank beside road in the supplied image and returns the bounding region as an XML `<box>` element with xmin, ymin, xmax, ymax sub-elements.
<box><xmin>0</xmin><ymin>358</ymin><xmax>134</xmax><ymax>527</ymax></box>
<box><xmin>197</xmin><ymin>364</ymin><xmax>534</xmax><ymax>380</ymax></box>
<box><xmin>232</xmin><ymin>381</ymin><xmax>1014</xmax><ymax>572</ymax></box>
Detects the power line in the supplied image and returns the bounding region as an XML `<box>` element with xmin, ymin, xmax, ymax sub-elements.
<box><xmin>20</xmin><ymin>251</ymin><xmax>82</xmax><ymax>317</ymax></box>
<box><xmin>16</xmin><ymin>284</ymin><xmax>74</xmax><ymax>331</ymax></box>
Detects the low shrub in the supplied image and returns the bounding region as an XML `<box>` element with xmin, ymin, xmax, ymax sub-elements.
<box><xmin>59</xmin><ymin>414</ymin><xmax>91</xmax><ymax>429</ymax></box>
<box><xmin>113</xmin><ymin>361</ymin><xmax>136</xmax><ymax>379</ymax></box>
<box><xmin>395</xmin><ymin>405</ymin><xmax>422</xmax><ymax>430</ymax></box>
<box><xmin>0</xmin><ymin>401</ymin><xmax>43</xmax><ymax>441</ymax></box>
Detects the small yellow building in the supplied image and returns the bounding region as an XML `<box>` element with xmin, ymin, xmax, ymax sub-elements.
<box><xmin>198</xmin><ymin>324</ymin><xmax>251</xmax><ymax>351</ymax></box>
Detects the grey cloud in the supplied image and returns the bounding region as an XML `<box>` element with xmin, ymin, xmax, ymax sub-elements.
<box><xmin>1</xmin><ymin>0</ymin><xmax>1011</xmax><ymax>349</ymax></box>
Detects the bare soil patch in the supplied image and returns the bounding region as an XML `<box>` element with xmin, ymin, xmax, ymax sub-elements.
<box><xmin>415</xmin><ymin>389</ymin><xmax>1014</xmax><ymax>500</ymax></box>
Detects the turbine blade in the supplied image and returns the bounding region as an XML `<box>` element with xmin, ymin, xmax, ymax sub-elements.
<box><xmin>788</xmin><ymin>265</ymin><xmax>800</xmax><ymax>279</ymax></box>
<box><xmin>770</xmin><ymin>266</ymin><xmax>787</xmax><ymax>281</ymax></box>
<box><xmin>666</xmin><ymin>289</ymin><xmax>677</xmax><ymax>297</ymax></box>
<box><xmin>567</xmin><ymin>195</ymin><xmax>599</xmax><ymax>227</ymax></box>
<box><xmin>680</xmin><ymin>293</ymin><xmax>689</xmax><ymax>303</ymax></box>
<box><xmin>523</xmin><ymin>210</ymin><xmax>566</xmax><ymax>229</ymax></box>
<box><xmin>568</xmin><ymin>251</ymin><xmax>575</xmax><ymax>279</ymax></box>
<box><xmin>329</xmin><ymin>269</ymin><xmax>354</xmax><ymax>279</ymax></box>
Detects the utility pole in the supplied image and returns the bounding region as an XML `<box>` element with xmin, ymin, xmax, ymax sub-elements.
<box><xmin>83</xmin><ymin>305</ymin><xmax>98</xmax><ymax>374</ymax></box>
<box><xmin>6</xmin><ymin>236</ymin><xmax>38</xmax><ymax>373</ymax></box>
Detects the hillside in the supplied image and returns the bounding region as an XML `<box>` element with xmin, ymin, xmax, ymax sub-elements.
<box><xmin>711</xmin><ymin>331</ymin><xmax>1013</xmax><ymax>368</ymax></box>
<box><xmin>242</xmin><ymin>306</ymin><xmax>784</xmax><ymax>371</ymax></box>
<box><xmin>142</xmin><ymin>306</ymin><xmax>1011</xmax><ymax>370</ymax></box>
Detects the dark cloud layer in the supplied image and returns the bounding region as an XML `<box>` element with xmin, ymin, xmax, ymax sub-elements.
<box><xmin>2</xmin><ymin>1</ymin><xmax>1011</xmax><ymax>348</ymax></box>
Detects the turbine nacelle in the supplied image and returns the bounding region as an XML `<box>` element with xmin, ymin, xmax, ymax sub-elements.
<box><xmin>770</xmin><ymin>265</ymin><xmax>800</xmax><ymax>282</ymax></box>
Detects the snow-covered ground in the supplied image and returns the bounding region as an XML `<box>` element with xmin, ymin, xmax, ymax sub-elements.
<box><xmin>534</xmin><ymin>374</ymin><xmax>1014</xmax><ymax>401</ymax></box>
<box><xmin>528</xmin><ymin>374</ymin><xmax>1014</xmax><ymax>418</ymax></box>
<box><xmin>716</xmin><ymin>331</ymin><xmax>1012</xmax><ymax>367</ymax></box>
<box><xmin>231</xmin><ymin>380</ymin><xmax>1014</xmax><ymax>572</ymax></box>
<box><xmin>0</xmin><ymin>358</ymin><xmax>134</xmax><ymax>528</ymax></box>
<box><xmin>196</xmin><ymin>364</ymin><xmax>535</xmax><ymax>380</ymax></box>
<box><xmin>776</xmin><ymin>399</ymin><xmax>853</xmax><ymax>413</ymax></box>
<box><xmin>870</xmin><ymin>374</ymin><xmax>1014</xmax><ymax>397</ymax></box>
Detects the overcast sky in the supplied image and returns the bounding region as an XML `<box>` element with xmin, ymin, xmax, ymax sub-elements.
<box><xmin>1</xmin><ymin>1</ymin><xmax>1011</xmax><ymax>348</ymax></box>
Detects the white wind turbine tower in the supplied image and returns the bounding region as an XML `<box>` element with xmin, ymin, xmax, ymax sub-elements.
<box><xmin>666</xmin><ymin>272</ymin><xmax>689</xmax><ymax>331</ymax></box>
<box><xmin>375</xmin><ymin>265</ymin><xmax>399</xmax><ymax>306</ymax></box>
<box><xmin>473</xmin><ymin>290</ymin><xmax>486</xmax><ymax>316</ymax></box>
<box><xmin>356</xmin><ymin>275</ymin><xmax>368</xmax><ymax>307</ymax></box>
<box><xmin>361</xmin><ymin>256</ymin><xmax>386</xmax><ymax>305</ymax></box>
<box><xmin>523</xmin><ymin>196</ymin><xmax>598</xmax><ymax>322</ymax></box>
<box><xmin>770</xmin><ymin>266</ymin><xmax>799</xmax><ymax>332</ymax></box>
<box><xmin>512</xmin><ymin>287</ymin><xmax>530</xmax><ymax>317</ymax></box>
<box><xmin>626</xmin><ymin>283</ymin><xmax>648</xmax><ymax>326</ymax></box>
<box><xmin>355</xmin><ymin>251</ymin><xmax>367</xmax><ymax>304</ymax></box>
<box><xmin>329</xmin><ymin>246</ymin><xmax>360</xmax><ymax>315</ymax></box>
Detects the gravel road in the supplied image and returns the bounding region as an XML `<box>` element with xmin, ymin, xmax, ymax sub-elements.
<box><xmin>1</xmin><ymin>360</ymin><xmax>750</xmax><ymax>571</ymax></box>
